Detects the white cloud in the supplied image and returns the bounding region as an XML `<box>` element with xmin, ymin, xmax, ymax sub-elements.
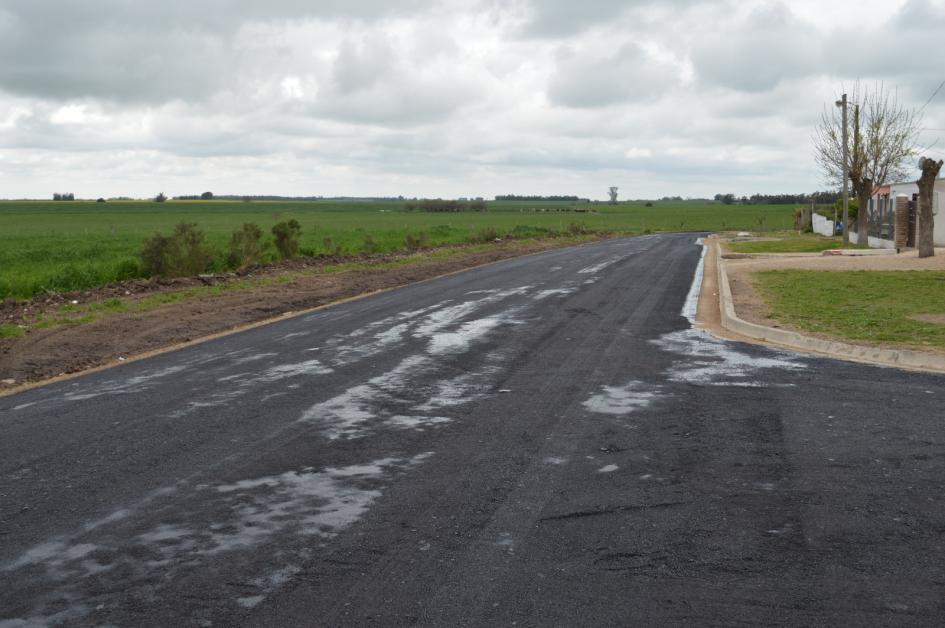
<box><xmin>0</xmin><ymin>0</ymin><xmax>942</xmax><ymax>199</ymax></box>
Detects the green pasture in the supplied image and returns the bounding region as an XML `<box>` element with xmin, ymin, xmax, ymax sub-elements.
<box><xmin>727</xmin><ymin>232</ymin><xmax>867</xmax><ymax>254</ymax></box>
<box><xmin>0</xmin><ymin>199</ymin><xmax>795</xmax><ymax>299</ymax></box>
<box><xmin>755</xmin><ymin>270</ymin><xmax>945</xmax><ymax>350</ymax></box>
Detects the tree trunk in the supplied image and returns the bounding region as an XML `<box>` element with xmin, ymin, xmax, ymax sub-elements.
<box><xmin>917</xmin><ymin>159</ymin><xmax>943</xmax><ymax>258</ymax></box>
<box><xmin>852</xmin><ymin>177</ymin><xmax>872</xmax><ymax>246</ymax></box>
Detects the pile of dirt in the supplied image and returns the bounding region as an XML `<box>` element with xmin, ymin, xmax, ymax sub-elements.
<box><xmin>0</xmin><ymin>237</ymin><xmax>603</xmax><ymax>393</ymax></box>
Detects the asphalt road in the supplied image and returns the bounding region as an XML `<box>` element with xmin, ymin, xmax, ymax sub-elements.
<box><xmin>2</xmin><ymin>233</ymin><xmax>945</xmax><ymax>626</ymax></box>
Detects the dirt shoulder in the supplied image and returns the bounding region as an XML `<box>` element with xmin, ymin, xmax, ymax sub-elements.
<box><xmin>723</xmin><ymin>245</ymin><xmax>945</xmax><ymax>355</ymax></box>
<box><xmin>0</xmin><ymin>236</ymin><xmax>603</xmax><ymax>394</ymax></box>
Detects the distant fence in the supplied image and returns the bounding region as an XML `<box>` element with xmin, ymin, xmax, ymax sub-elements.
<box><xmin>849</xmin><ymin>230</ymin><xmax>896</xmax><ymax>249</ymax></box>
<box><xmin>812</xmin><ymin>213</ymin><xmax>834</xmax><ymax>237</ymax></box>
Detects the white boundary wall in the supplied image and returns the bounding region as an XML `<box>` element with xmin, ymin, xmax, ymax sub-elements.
<box><xmin>848</xmin><ymin>230</ymin><xmax>896</xmax><ymax>249</ymax></box>
<box><xmin>812</xmin><ymin>213</ymin><xmax>834</xmax><ymax>236</ymax></box>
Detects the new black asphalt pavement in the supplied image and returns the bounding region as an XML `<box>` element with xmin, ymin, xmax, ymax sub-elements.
<box><xmin>2</xmin><ymin>233</ymin><xmax>944</xmax><ymax>626</ymax></box>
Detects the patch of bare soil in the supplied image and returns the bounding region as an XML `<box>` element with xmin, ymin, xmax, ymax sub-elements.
<box><xmin>911</xmin><ymin>313</ymin><xmax>945</xmax><ymax>325</ymax></box>
<box><xmin>0</xmin><ymin>237</ymin><xmax>601</xmax><ymax>393</ymax></box>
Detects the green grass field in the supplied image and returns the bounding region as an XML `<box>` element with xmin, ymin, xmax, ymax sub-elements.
<box><xmin>0</xmin><ymin>199</ymin><xmax>795</xmax><ymax>299</ymax></box>
<box><xmin>755</xmin><ymin>270</ymin><xmax>945</xmax><ymax>349</ymax></box>
<box><xmin>727</xmin><ymin>233</ymin><xmax>867</xmax><ymax>254</ymax></box>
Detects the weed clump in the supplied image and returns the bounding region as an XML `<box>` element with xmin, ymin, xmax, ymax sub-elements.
<box><xmin>566</xmin><ymin>222</ymin><xmax>590</xmax><ymax>236</ymax></box>
<box><xmin>322</xmin><ymin>237</ymin><xmax>343</xmax><ymax>257</ymax></box>
<box><xmin>361</xmin><ymin>235</ymin><xmax>379</xmax><ymax>254</ymax></box>
<box><xmin>405</xmin><ymin>232</ymin><xmax>430</xmax><ymax>251</ymax></box>
<box><xmin>139</xmin><ymin>222</ymin><xmax>211</xmax><ymax>278</ymax></box>
<box><xmin>471</xmin><ymin>227</ymin><xmax>500</xmax><ymax>243</ymax></box>
<box><xmin>228</xmin><ymin>222</ymin><xmax>265</xmax><ymax>268</ymax></box>
<box><xmin>272</xmin><ymin>220</ymin><xmax>301</xmax><ymax>259</ymax></box>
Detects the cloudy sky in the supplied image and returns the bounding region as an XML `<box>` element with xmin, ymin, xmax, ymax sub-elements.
<box><xmin>0</xmin><ymin>0</ymin><xmax>943</xmax><ymax>200</ymax></box>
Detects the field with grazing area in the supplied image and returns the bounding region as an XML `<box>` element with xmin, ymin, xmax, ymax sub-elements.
<box><xmin>0</xmin><ymin>199</ymin><xmax>795</xmax><ymax>299</ymax></box>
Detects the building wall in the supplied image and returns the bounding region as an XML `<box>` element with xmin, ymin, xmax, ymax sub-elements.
<box><xmin>883</xmin><ymin>180</ymin><xmax>945</xmax><ymax>247</ymax></box>
<box><xmin>812</xmin><ymin>213</ymin><xmax>834</xmax><ymax>236</ymax></box>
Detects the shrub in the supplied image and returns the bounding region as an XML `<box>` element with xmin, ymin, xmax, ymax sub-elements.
<box><xmin>322</xmin><ymin>237</ymin><xmax>342</xmax><ymax>257</ymax></box>
<box><xmin>140</xmin><ymin>233</ymin><xmax>179</xmax><ymax>277</ymax></box>
<box><xmin>155</xmin><ymin>192</ymin><xmax>167</xmax><ymax>203</ymax></box>
<box><xmin>173</xmin><ymin>222</ymin><xmax>212</xmax><ymax>275</ymax></box>
<box><xmin>566</xmin><ymin>222</ymin><xmax>590</xmax><ymax>235</ymax></box>
<box><xmin>114</xmin><ymin>259</ymin><xmax>141</xmax><ymax>281</ymax></box>
<box><xmin>228</xmin><ymin>222</ymin><xmax>265</xmax><ymax>268</ymax></box>
<box><xmin>272</xmin><ymin>219</ymin><xmax>301</xmax><ymax>259</ymax></box>
<box><xmin>139</xmin><ymin>222</ymin><xmax>211</xmax><ymax>277</ymax></box>
<box><xmin>833</xmin><ymin>197</ymin><xmax>859</xmax><ymax>222</ymax></box>
<box><xmin>361</xmin><ymin>234</ymin><xmax>379</xmax><ymax>254</ymax></box>
<box><xmin>472</xmin><ymin>227</ymin><xmax>500</xmax><ymax>243</ymax></box>
<box><xmin>405</xmin><ymin>232</ymin><xmax>430</xmax><ymax>251</ymax></box>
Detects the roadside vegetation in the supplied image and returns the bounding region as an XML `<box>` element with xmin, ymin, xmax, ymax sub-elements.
<box><xmin>0</xmin><ymin>199</ymin><xmax>797</xmax><ymax>300</ymax></box>
<box><xmin>5</xmin><ymin>235</ymin><xmax>596</xmax><ymax>334</ymax></box>
<box><xmin>755</xmin><ymin>270</ymin><xmax>945</xmax><ymax>350</ymax></box>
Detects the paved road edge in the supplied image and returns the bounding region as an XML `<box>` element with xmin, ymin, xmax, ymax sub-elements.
<box><xmin>713</xmin><ymin>241</ymin><xmax>945</xmax><ymax>374</ymax></box>
<box><xmin>0</xmin><ymin>236</ymin><xmax>619</xmax><ymax>399</ymax></box>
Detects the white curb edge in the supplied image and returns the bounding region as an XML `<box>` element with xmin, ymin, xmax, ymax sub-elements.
<box><xmin>715</xmin><ymin>242</ymin><xmax>945</xmax><ymax>373</ymax></box>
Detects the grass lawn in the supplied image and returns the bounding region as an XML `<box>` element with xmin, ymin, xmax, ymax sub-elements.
<box><xmin>0</xmin><ymin>199</ymin><xmax>796</xmax><ymax>299</ymax></box>
<box><xmin>728</xmin><ymin>232</ymin><xmax>866</xmax><ymax>254</ymax></box>
<box><xmin>755</xmin><ymin>270</ymin><xmax>945</xmax><ymax>349</ymax></box>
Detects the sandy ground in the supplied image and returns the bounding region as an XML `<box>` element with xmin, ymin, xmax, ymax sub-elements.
<box><xmin>723</xmin><ymin>244</ymin><xmax>945</xmax><ymax>354</ymax></box>
<box><xmin>0</xmin><ymin>237</ymin><xmax>600</xmax><ymax>393</ymax></box>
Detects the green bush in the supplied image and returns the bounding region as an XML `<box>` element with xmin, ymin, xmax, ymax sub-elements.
<box><xmin>361</xmin><ymin>234</ymin><xmax>379</xmax><ymax>254</ymax></box>
<box><xmin>139</xmin><ymin>222</ymin><xmax>211</xmax><ymax>277</ymax></box>
<box><xmin>405</xmin><ymin>232</ymin><xmax>430</xmax><ymax>251</ymax></box>
<box><xmin>272</xmin><ymin>219</ymin><xmax>301</xmax><ymax>259</ymax></box>
<box><xmin>114</xmin><ymin>259</ymin><xmax>141</xmax><ymax>281</ymax></box>
<box><xmin>228</xmin><ymin>222</ymin><xmax>265</xmax><ymax>268</ymax></box>
<box><xmin>322</xmin><ymin>237</ymin><xmax>342</xmax><ymax>256</ymax></box>
<box><xmin>566</xmin><ymin>222</ymin><xmax>590</xmax><ymax>235</ymax></box>
<box><xmin>832</xmin><ymin>197</ymin><xmax>859</xmax><ymax>221</ymax></box>
<box><xmin>472</xmin><ymin>227</ymin><xmax>500</xmax><ymax>243</ymax></box>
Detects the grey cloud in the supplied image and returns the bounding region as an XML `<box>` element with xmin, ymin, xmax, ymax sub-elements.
<box><xmin>333</xmin><ymin>39</ymin><xmax>397</xmax><ymax>94</ymax></box>
<box><xmin>690</xmin><ymin>4</ymin><xmax>821</xmax><ymax>92</ymax></box>
<box><xmin>0</xmin><ymin>0</ymin><xmax>434</xmax><ymax>103</ymax></box>
<box><xmin>547</xmin><ymin>42</ymin><xmax>678</xmax><ymax>108</ymax></box>
<box><xmin>516</xmin><ymin>0</ymin><xmax>697</xmax><ymax>37</ymax></box>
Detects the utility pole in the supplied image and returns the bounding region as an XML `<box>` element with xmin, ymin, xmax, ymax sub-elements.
<box><xmin>836</xmin><ymin>93</ymin><xmax>849</xmax><ymax>244</ymax></box>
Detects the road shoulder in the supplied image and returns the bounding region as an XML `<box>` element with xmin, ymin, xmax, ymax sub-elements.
<box><xmin>0</xmin><ymin>235</ymin><xmax>607</xmax><ymax>396</ymax></box>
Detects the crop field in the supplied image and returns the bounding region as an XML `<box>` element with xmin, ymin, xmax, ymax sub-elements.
<box><xmin>0</xmin><ymin>199</ymin><xmax>795</xmax><ymax>299</ymax></box>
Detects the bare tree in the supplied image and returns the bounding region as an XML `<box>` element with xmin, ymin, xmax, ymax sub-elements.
<box><xmin>917</xmin><ymin>157</ymin><xmax>943</xmax><ymax>258</ymax></box>
<box><xmin>814</xmin><ymin>82</ymin><xmax>922</xmax><ymax>243</ymax></box>
<box><xmin>608</xmin><ymin>186</ymin><xmax>618</xmax><ymax>205</ymax></box>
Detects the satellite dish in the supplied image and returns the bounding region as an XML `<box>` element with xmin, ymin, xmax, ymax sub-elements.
<box><xmin>919</xmin><ymin>156</ymin><xmax>928</xmax><ymax>169</ymax></box>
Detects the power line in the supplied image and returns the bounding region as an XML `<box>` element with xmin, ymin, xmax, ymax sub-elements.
<box><xmin>919</xmin><ymin>78</ymin><xmax>945</xmax><ymax>113</ymax></box>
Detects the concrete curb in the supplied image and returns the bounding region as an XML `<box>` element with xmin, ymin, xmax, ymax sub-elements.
<box><xmin>714</xmin><ymin>242</ymin><xmax>945</xmax><ymax>374</ymax></box>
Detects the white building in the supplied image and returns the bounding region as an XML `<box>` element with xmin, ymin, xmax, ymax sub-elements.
<box><xmin>866</xmin><ymin>178</ymin><xmax>945</xmax><ymax>247</ymax></box>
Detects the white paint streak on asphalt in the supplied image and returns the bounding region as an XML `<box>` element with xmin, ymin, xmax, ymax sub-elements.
<box><xmin>681</xmin><ymin>237</ymin><xmax>706</xmax><ymax>324</ymax></box>
<box><xmin>577</xmin><ymin>255</ymin><xmax>627</xmax><ymax>275</ymax></box>
<box><xmin>1</xmin><ymin>455</ymin><xmax>433</xmax><ymax>626</ymax></box>
<box><xmin>583</xmin><ymin>381</ymin><xmax>665</xmax><ymax>415</ymax></box>
<box><xmin>62</xmin><ymin>364</ymin><xmax>190</xmax><ymax>402</ymax></box>
<box><xmin>656</xmin><ymin>236</ymin><xmax>805</xmax><ymax>386</ymax></box>
<box><xmin>533</xmin><ymin>287</ymin><xmax>576</xmax><ymax>300</ymax></box>
<box><xmin>256</xmin><ymin>359</ymin><xmax>333</xmax><ymax>383</ymax></box>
